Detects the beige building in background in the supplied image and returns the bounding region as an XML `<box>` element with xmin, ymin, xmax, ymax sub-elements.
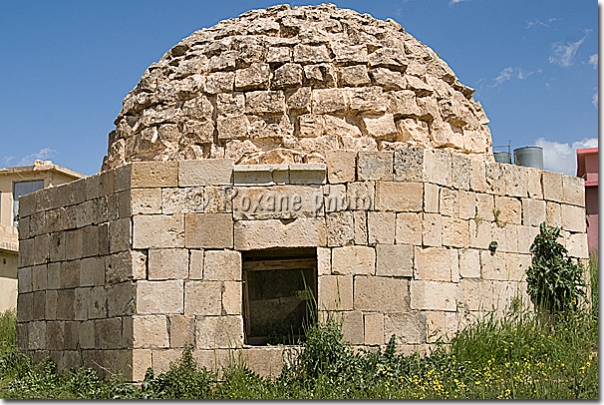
<box><xmin>0</xmin><ymin>160</ymin><xmax>84</xmax><ymax>312</ymax></box>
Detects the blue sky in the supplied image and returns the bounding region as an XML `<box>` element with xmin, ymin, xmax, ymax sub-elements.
<box><xmin>0</xmin><ymin>0</ymin><xmax>598</xmax><ymax>176</ymax></box>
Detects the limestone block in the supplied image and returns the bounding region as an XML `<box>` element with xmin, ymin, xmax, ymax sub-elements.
<box><xmin>28</xmin><ymin>321</ymin><xmax>47</xmax><ymax>350</ymax></box>
<box><xmin>233</xmin><ymin>185</ymin><xmax>322</xmax><ymax>220</ymax></box>
<box><xmin>81</xmin><ymin>226</ymin><xmax>99</xmax><ymax>258</ymax></box>
<box><xmin>293</xmin><ymin>44</ymin><xmax>330</xmax><ymax>63</ymax></box>
<box><xmin>89</xmin><ymin>286</ymin><xmax>107</xmax><ymax>319</ymax></box>
<box><xmin>503</xmin><ymin>164</ymin><xmax>528</xmax><ymax>198</ymax></box>
<box><xmin>47</xmin><ymin>321</ymin><xmax>64</xmax><ymax>350</ymax></box>
<box><xmin>204</xmin><ymin>186</ymin><xmax>234</xmax><ymax>214</ymax></box>
<box><xmin>350</xmin><ymin>87</ymin><xmax>388</xmax><ymax>113</ymax></box>
<box><xmin>56</xmin><ymin>289</ymin><xmax>75</xmax><ymax>320</ymax></box>
<box><xmin>376</xmin><ymin>244</ymin><xmax>413</xmax><ymax>277</ymax></box>
<box><xmin>109</xmin><ymin>218</ymin><xmax>131</xmax><ymax>253</ymax></box>
<box><xmin>204</xmin><ymin>250</ymin><xmax>241</xmax><ymax>280</ymax></box>
<box><xmin>96</xmin><ymin>317</ymin><xmax>123</xmax><ymax>349</ymax></box>
<box><xmin>364</xmin><ymin>312</ymin><xmax>384</xmax><ymax>345</ymax></box>
<box><xmin>32</xmin><ymin>264</ymin><xmax>47</xmax><ymax>291</ymax></box>
<box><xmin>304</xmin><ymin>63</ymin><xmax>336</xmax><ymax>87</ymax></box>
<box><xmin>458</xmin><ymin>248</ymin><xmax>480</xmax><ymax>278</ymax></box>
<box><xmin>421</xmin><ymin>183</ymin><xmax>439</xmax><ymax>214</ymax></box>
<box><xmin>234</xmin><ymin>218</ymin><xmax>327</xmax><ymax>250</ymax></box>
<box><xmin>233</xmin><ymin>165</ymin><xmax>274</xmax><ymax>185</ymax></box>
<box><xmin>185</xmin><ymin>213</ymin><xmax>233</xmax><ymax>249</ymax></box>
<box><xmin>368</xmin><ymin>211</ymin><xmax>396</xmax><ymax>244</ymax></box>
<box><xmin>33</xmin><ymin>234</ymin><xmax>50</xmax><ymax>265</ymax></box>
<box><xmin>341</xmin><ymin>311</ymin><xmax>364</xmax><ymax>345</ymax></box>
<box><xmin>561</xmin><ymin>204</ymin><xmax>586</xmax><ymax>233</ymax></box>
<box><xmin>562</xmin><ymin>175</ymin><xmax>585</xmax><ymax>206</ymax></box>
<box><xmin>450</xmin><ymin>154</ymin><xmax>472</xmax><ymax>191</ymax></box>
<box><xmin>74</xmin><ymin>287</ymin><xmax>89</xmax><ymax>320</ymax></box>
<box><xmin>32</xmin><ymin>290</ymin><xmax>46</xmax><ymax>320</ymax></box>
<box><xmin>312</xmin><ymin>88</ymin><xmax>348</xmax><ymax>114</ymax></box>
<box><xmin>75</xmin><ymin>200</ymin><xmax>96</xmax><ymax>228</ymax></box>
<box><xmin>384</xmin><ymin>312</ymin><xmax>425</xmax><ymax>344</ymax></box>
<box><xmin>347</xmin><ymin>181</ymin><xmax>374</xmax><ymax>211</ymax></box>
<box><xmin>439</xmin><ymin>188</ymin><xmax>458</xmax><ymax>217</ymax></box>
<box><xmin>317</xmin><ymin>247</ymin><xmax>331</xmax><ymax>275</ymax></box>
<box><xmin>179</xmin><ymin>159</ymin><xmax>234</xmax><ymax>186</ymax></box>
<box><xmin>216</xmin><ymin>93</ymin><xmax>245</xmax><ymax>117</ymax></box>
<box><xmin>162</xmin><ymin>187</ymin><xmax>206</xmax><ymax>214</ymax></box>
<box><xmin>326</xmin><ymin>211</ymin><xmax>354</xmax><ymax>247</ymax></box>
<box><xmin>361</xmin><ymin>113</ymin><xmax>397</xmax><ymax>140</ymax></box>
<box><xmin>132</xmin><ymin>349</ymin><xmax>152</xmax><ymax>382</ymax></box>
<box><xmin>238</xmin><ymin>347</ymin><xmax>286</xmax><ymax>377</ymax></box>
<box><xmin>494</xmin><ymin>196</ymin><xmax>522</xmax><ymax>225</ymax></box>
<box><xmin>482</xmin><ymin>162</ymin><xmax>504</xmax><ymax>195</ymax></box>
<box><xmin>137</xmin><ymin>280</ymin><xmax>184</xmax><ymax>314</ymax></box>
<box><xmin>18</xmin><ymin>238</ymin><xmax>34</xmax><ymax>268</ymax></box>
<box><xmin>424</xmin><ymin>150</ymin><xmax>451</xmax><ymax>187</ymax></box>
<box><xmin>188</xmin><ymin>249</ymin><xmax>203</xmax><ymax>279</ymax></box>
<box><xmin>542</xmin><ymin>170</ymin><xmax>563</xmax><ymax>203</ymax></box>
<box><xmin>61</xmin><ymin>260</ymin><xmax>80</xmax><ymax>289</ymax></box>
<box><xmin>475</xmin><ymin>193</ymin><xmax>495</xmax><ymax>221</ymax></box>
<box><xmin>318</xmin><ymin>275</ymin><xmax>353</xmax><ymax>310</ymax></box>
<box><xmin>131</xmin><ymin>162</ymin><xmax>178</xmax><ymax>188</ymax></box>
<box><xmin>354</xmin><ymin>276</ymin><xmax>408</xmax><ymax>312</ymax></box>
<box><xmin>375</xmin><ymin>181</ymin><xmax>423</xmax><ymax>212</ymax></box>
<box><xmin>272</xmin><ymin>63</ymin><xmax>303</xmax><ymax>89</ymax></box>
<box><xmin>325</xmin><ymin>150</ymin><xmax>356</xmax><ymax>183</ymax></box>
<box><xmin>222</xmin><ymin>281</ymin><xmax>241</xmax><ymax>315</ymax></box>
<box><xmin>195</xmin><ymin>316</ymin><xmax>244</xmax><ymax>349</ymax></box>
<box><xmin>387</xmin><ymin>90</ymin><xmax>421</xmax><ymax>116</ymax></box>
<box><xmin>395</xmin><ymin>212</ymin><xmax>422</xmax><ymax>245</ymax></box>
<box><xmin>516</xmin><ymin>225</ymin><xmax>539</xmax><ymax>254</ymax></box>
<box><xmin>546</xmin><ymin>202</ymin><xmax>562</xmax><ymax>228</ymax></box>
<box><xmin>289</xmin><ymin>163</ymin><xmax>327</xmax><ymax>185</ymax></box>
<box><xmin>105</xmin><ymin>251</ymin><xmax>137</xmax><ymax>284</ymax></box>
<box><xmin>148</xmin><ymin>248</ymin><xmax>189</xmax><ymax>280</ymax></box>
<box><xmin>370</xmin><ymin>68</ymin><xmax>405</xmax><ymax>91</ymax></box>
<box><xmin>133</xmin><ymin>214</ymin><xmax>184</xmax><ymax>248</ymax></box>
<box><xmin>18</xmin><ymin>266</ymin><xmax>32</xmax><ymax>294</ymax></box>
<box><xmin>442</xmin><ymin>217</ymin><xmax>469</xmax><ymax>248</ymax></box>
<box><xmin>353</xmin><ymin>211</ymin><xmax>368</xmax><ymax>245</ymax></box>
<box><xmin>332</xmin><ymin>43</ymin><xmax>368</xmax><ymax>64</ymax></box>
<box><xmin>331</xmin><ymin>246</ymin><xmax>375</xmax><ymax>275</ymax></box>
<box><xmin>458</xmin><ymin>191</ymin><xmax>476</xmax><ymax>220</ymax></box>
<box><xmin>480</xmin><ymin>250</ymin><xmax>510</xmax><ymax>281</ymax></box>
<box><xmin>217</xmin><ymin>115</ymin><xmax>251</xmax><ymax>141</ymax></box>
<box><xmin>393</xmin><ymin>148</ymin><xmax>424</xmax><ymax>182</ymax></box>
<box><xmin>339</xmin><ymin>65</ymin><xmax>371</xmax><ymax>87</ymax></box>
<box><xmin>521</xmin><ymin>198</ymin><xmax>546</xmax><ymax>227</ymax></box>
<box><xmin>357</xmin><ymin>151</ymin><xmax>393</xmax><ymax>181</ymax></box>
<box><xmin>234</xmin><ymin>63</ymin><xmax>270</xmax><ymax>90</ymax></box>
<box><xmin>169</xmin><ymin>315</ymin><xmax>195</xmax><ymax>348</ymax></box>
<box><xmin>184</xmin><ymin>281</ymin><xmax>222</xmax><ymax>315</ymax></box>
<box><xmin>504</xmin><ymin>253</ymin><xmax>531</xmax><ymax>282</ymax></box>
<box><xmin>422</xmin><ymin>213</ymin><xmax>442</xmax><ymax>247</ymax></box>
<box><xmin>205</xmin><ymin>72</ymin><xmax>234</xmax><ymax>94</ymax></box>
<box><xmin>415</xmin><ymin>246</ymin><xmax>457</xmax><ymax>282</ymax></box>
<box><xmin>17</xmin><ymin>292</ymin><xmax>33</xmax><ymax>322</ymax></box>
<box><xmin>45</xmin><ymin>289</ymin><xmax>58</xmax><ymax>320</ymax></box>
<box><xmin>525</xmin><ymin>167</ymin><xmax>543</xmax><ymax>199</ymax></box>
<box><xmin>566</xmin><ymin>232</ymin><xmax>588</xmax><ymax>258</ymax></box>
<box><xmin>266</xmin><ymin>46</ymin><xmax>291</xmax><ymax>63</ymax></box>
<box><xmin>410</xmin><ymin>280</ymin><xmax>459</xmax><ymax>311</ymax></box>
<box><xmin>133</xmin><ymin>315</ymin><xmax>169</xmax><ymax>348</ymax></box>
<box><xmin>323</xmin><ymin>184</ymin><xmax>348</xmax><ymax>213</ymax></box>
<box><xmin>286</xmin><ymin>87</ymin><xmax>311</xmax><ymax>112</ymax></box>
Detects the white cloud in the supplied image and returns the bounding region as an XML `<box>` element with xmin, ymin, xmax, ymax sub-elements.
<box><xmin>16</xmin><ymin>148</ymin><xmax>57</xmax><ymax>166</ymax></box>
<box><xmin>535</xmin><ymin>137</ymin><xmax>598</xmax><ymax>175</ymax></box>
<box><xmin>592</xmin><ymin>89</ymin><xmax>598</xmax><ymax>108</ymax></box>
<box><xmin>588</xmin><ymin>53</ymin><xmax>598</xmax><ymax>69</ymax></box>
<box><xmin>3</xmin><ymin>156</ymin><xmax>15</xmax><ymax>166</ymax></box>
<box><xmin>548</xmin><ymin>35</ymin><xmax>587</xmax><ymax>67</ymax></box>
<box><xmin>449</xmin><ymin>0</ymin><xmax>468</xmax><ymax>5</ymax></box>
<box><xmin>492</xmin><ymin>67</ymin><xmax>535</xmax><ymax>86</ymax></box>
<box><xmin>526</xmin><ymin>17</ymin><xmax>558</xmax><ymax>29</ymax></box>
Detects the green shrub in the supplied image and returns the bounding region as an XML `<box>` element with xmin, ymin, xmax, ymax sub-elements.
<box><xmin>526</xmin><ymin>222</ymin><xmax>586</xmax><ymax>313</ymax></box>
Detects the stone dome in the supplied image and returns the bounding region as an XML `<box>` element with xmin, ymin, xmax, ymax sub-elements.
<box><xmin>101</xmin><ymin>3</ymin><xmax>493</xmax><ymax>171</ymax></box>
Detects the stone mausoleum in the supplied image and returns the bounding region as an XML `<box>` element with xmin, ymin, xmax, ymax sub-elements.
<box><xmin>16</xmin><ymin>4</ymin><xmax>588</xmax><ymax>382</ymax></box>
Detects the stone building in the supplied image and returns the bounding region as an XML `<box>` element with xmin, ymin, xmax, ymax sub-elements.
<box><xmin>0</xmin><ymin>160</ymin><xmax>84</xmax><ymax>312</ymax></box>
<box><xmin>16</xmin><ymin>4</ymin><xmax>588</xmax><ymax>382</ymax></box>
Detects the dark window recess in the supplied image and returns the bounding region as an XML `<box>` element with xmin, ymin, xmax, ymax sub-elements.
<box><xmin>242</xmin><ymin>247</ymin><xmax>317</xmax><ymax>346</ymax></box>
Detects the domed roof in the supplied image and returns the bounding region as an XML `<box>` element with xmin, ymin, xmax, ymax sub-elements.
<box><xmin>101</xmin><ymin>3</ymin><xmax>492</xmax><ymax>171</ymax></box>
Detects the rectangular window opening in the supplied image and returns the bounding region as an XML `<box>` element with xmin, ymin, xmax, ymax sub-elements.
<box><xmin>242</xmin><ymin>247</ymin><xmax>317</xmax><ymax>346</ymax></box>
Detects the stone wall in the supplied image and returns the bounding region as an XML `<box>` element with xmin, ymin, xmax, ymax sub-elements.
<box><xmin>17</xmin><ymin>148</ymin><xmax>587</xmax><ymax>381</ymax></box>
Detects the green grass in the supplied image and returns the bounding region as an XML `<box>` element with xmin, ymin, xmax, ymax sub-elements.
<box><xmin>0</xmin><ymin>254</ymin><xmax>598</xmax><ymax>399</ymax></box>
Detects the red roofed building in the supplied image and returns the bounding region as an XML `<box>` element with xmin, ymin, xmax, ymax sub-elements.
<box><xmin>576</xmin><ymin>147</ymin><xmax>598</xmax><ymax>254</ymax></box>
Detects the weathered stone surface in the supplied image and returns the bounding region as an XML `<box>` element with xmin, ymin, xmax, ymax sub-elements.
<box><xmin>375</xmin><ymin>181</ymin><xmax>423</xmax><ymax>212</ymax></box>
<box><xmin>234</xmin><ymin>218</ymin><xmax>327</xmax><ymax>249</ymax></box>
<box><xmin>384</xmin><ymin>312</ymin><xmax>425</xmax><ymax>345</ymax></box>
<box><xmin>318</xmin><ymin>275</ymin><xmax>353</xmax><ymax>311</ymax></box>
<box><xmin>410</xmin><ymin>280</ymin><xmax>459</xmax><ymax>311</ymax></box>
<box><xmin>195</xmin><ymin>316</ymin><xmax>244</xmax><ymax>349</ymax></box>
<box><xmin>101</xmin><ymin>5</ymin><xmax>494</xmax><ymax>171</ymax></box>
<box><xmin>376</xmin><ymin>244</ymin><xmax>413</xmax><ymax>277</ymax></box>
<box><xmin>354</xmin><ymin>276</ymin><xmax>408</xmax><ymax>312</ymax></box>
<box><xmin>331</xmin><ymin>246</ymin><xmax>375</xmax><ymax>275</ymax></box>
<box><xmin>133</xmin><ymin>315</ymin><xmax>169</xmax><ymax>348</ymax></box>
<box><xmin>325</xmin><ymin>150</ymin><xmax>356</xmax><ymax>183</ymax></box>
<box><xmin>357</xmin><ymin>151</ymin><xmax>393</xmax><ymax>180</ymax></box>
<box><xmin>203</xmin><ymin>250</ymin><xmax>241</xmax><ymax>280</ymax></box>
<box><xmin>367</xmin><ymin>211</ymin><xmax>396</xmax><ymax>244</ymax></box>
<box><xmin>137</xmin><ymin>280</ymin><xmax>183</xmax><ymax>314</ymax></box>
<box><xmin>133</xmin><ymin>214</ymin><xmax>184</xmax><ymax>248</ymax></box>
<box><xmin>396</xmin><ymin>212</ymin><xmax>422</xmax><ymax>245</ymax></box>
<box><xmin>185</xmin><ymin>214</ymin><xmax>233</xmax><ymax>249</ymax></box>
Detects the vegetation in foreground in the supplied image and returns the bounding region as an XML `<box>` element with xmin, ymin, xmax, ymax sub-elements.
<box><xmin>0</xmin><ymin>236</ymin><xmax>597</xmax><ymax>399</ymax></box>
